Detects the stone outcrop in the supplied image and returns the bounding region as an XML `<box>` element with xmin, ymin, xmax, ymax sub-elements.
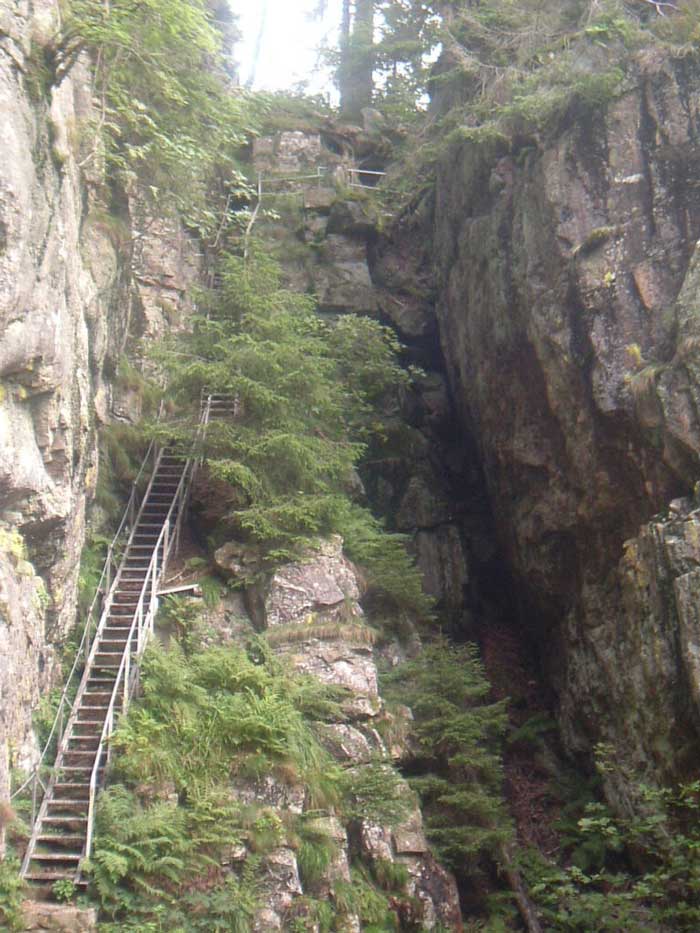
<box><xmin>206</xmin><ymin>536</ymin><xmax>462</xmax><ymax>930</ymax></box>
<box><xmin>21</xmin><ymin>901</ymin><xmax>97</xmax><ymax>933</ymax></box>
<box><xmin>423</xmin><ymin>46</ymin><xmax>700</xmax><ymax>800</ymax></box>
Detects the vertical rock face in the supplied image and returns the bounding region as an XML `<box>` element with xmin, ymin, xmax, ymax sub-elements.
<box><xmin>428</xmin><ymin>47</ymin><xmax>700</xmax><ymax>799</ymax></box>
<box><xmin>0</xmin><ymin>0</ymin><xmax>124</xmax><ymax>800</ymax></box>
<box><xmin>0</xmin><ymin>0</ymin><xmax>202</xmax><ymax>806</ymax></box>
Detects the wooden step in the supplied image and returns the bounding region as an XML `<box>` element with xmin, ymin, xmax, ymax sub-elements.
<box><xmin>66</xmin><ymin>735</ymin><xmax>100</xmax><ymax>746</ymax></box>
<box><xmin>36</xmin><ymin>834</ymin><xmax>85</xmax><ymax>846</ymax></box>
<box><xmin>45</xmin><ymin>800</ymin><xmax>89</xmax><ymax>813</ymax></box>
<box><xmin>54</xmin><ymin>749</ymin><xmax>95</xmax><ymax>768</ymax></box>
<box><xmin>52</xmin><ymin>787</ymin><xmax>90</xmax><ymax>801</ymax></box>
<box><xmin>31</xmin><ymin>854</ymin><xmax>82</xmax><ymax>864</ymax></box>
<box><xmin>60</xmin><ymin>767</ymin><xmax>102</xmax><ymax>776</ymax></box>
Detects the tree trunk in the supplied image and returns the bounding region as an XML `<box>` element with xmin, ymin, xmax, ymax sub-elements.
<box><xmin>340</xmin><ymin>0</ymin><xmax>374</xmax><ymax>120</ymax></box>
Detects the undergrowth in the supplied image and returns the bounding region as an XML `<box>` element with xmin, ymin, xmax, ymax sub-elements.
<box><xmin>87</xmin><ymin>635</ymin><xmax>411</xmax><ymax>929</ymax></box>
<box><xmin>382</xmin><ymin>640</ymin><xmax>512</xmax><ymax>886</ymax></box>
<box><xmin>0</xmin><ymin>856</ymin><xmax>24</xmax><ymax>932</ymax></box>
<box><xmin>520</xmin><ymin>773</ymin><xmax>700</xmax><ymax>931</ymax></box>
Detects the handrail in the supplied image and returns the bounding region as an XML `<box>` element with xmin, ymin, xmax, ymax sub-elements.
<box><xmin>256</xmin><ymin>164</ymin><xmax>387</xmax><ymax>199</ymax></box>
<box><xmin>11</xmin><ymin>438</ymin><xmax>158</xmax><ymax>810</ymax></box>
<box><xmin>19</xmin><ymin>397</ymin><xmax>215</xmax><ymax>879</ymax></box>
<box><xmin>82</xmin><ymin>454</ymin><xmax>189</xmax><ymax>863</ymax></box>
<box><xmin>81</xmin><ymin>398</ymin><xmax>212</xmax><ymax>868</ymax></box>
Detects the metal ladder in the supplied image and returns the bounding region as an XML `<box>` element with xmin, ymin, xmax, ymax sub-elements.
<box><xmin>16</xmin><ymin>397</ymin><xmax>225</xmax><ymax>887</ymax></box>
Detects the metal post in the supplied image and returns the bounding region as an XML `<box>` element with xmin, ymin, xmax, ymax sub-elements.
<box><xmin>124</xmin><ymin>650</ymin><xmax>130</xmax><ymax>712</ymax></box>
<box><xmin>150</xmin><ymin>554</ymin><xmax>157</xmax><ymax>622</ymax></box>
<box><xmin>31</xmin><ymin>771</ymin><xmax>37</xmax><ymax>827</ymax></box>
<box><xmin>106</xmin><ymin>711</ymin><xmax>113</xmax><ymax>767</ymax></box>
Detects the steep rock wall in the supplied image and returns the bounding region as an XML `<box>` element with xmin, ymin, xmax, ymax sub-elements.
<box><xmin>0</xmin><ymin>0</ymin><xmax>123</xmax><ymax>801</ymax></box>
<box><xmin>429</xmin><ymin>48</ymin><xmax>700</xmax><ymax>801</ymax></box>
<box><xmin>0</xmin><ymin>0</ymin><xmax>202</xmax><ymax>812</ymax></box>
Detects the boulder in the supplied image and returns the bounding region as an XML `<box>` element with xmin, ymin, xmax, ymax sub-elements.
<box><xmin>21</xmin><ymin>902</ymin><xmax>98</xmax><ymax>933</ymax></box>
<box><xmin>262</xmin><ymin>536</ymin><xmax>361</xmax><ymax>628</ymax></box>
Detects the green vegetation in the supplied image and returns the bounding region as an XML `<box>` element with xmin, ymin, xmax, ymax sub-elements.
<box><xmin>383</xmin><ymin>640</ymin><xmax>511</xmax><ymax>879</ymax></box>
<box><xmin>520</xmin><ymin>778</ymin><xmax>700</xmax><ymax>931</ymax></box>
<box><xmin>0</xmin><ymin>856</ymin><xmax>25</xmax><ymax>931</ymax></box>
<box><xmin>86</xmin><ymin>633</ymin><xmax>412</xmax><ymax>929</ymax></box>
<box><xmin>52</xmin><ymin>878</ymin><xmax>77</xmax><ymax>903</ymax></box>
<box><xmin>109</xmin><ymin>640</ymin><xmax>339</xmax><ymax>799</ymax></box>
<box><xmin>88</xmin><ymin>785</ymin><xmax>259</xmax><ymax>928</ymax></box>
<box><xmin>152</xmin><ymin>247</ymin><xmax>432</xmax><ymax>618</ymax></box>
<box><xmin>64</xmin><ymin>0</ymin><xmax>256</xmax><ymax>236</ymax></box>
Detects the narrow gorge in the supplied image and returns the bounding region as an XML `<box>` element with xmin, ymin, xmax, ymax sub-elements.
<box><xmin>5</xmin><ymin>1</ymin><xmax>700</xmax><ymax>931</ymax></box>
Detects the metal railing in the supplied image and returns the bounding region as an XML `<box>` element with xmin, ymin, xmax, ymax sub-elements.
<box><xmin>80</xmin><ymin>397</ymin><xmax>211</xmax><ymax>870</ymax></box>
<box><xmin>347</xmin><ymin>167</ymin><xmax>386</xmax><ymax>190</ymax></box>
<box><xmin>10</xmin><ymin>439</ymin><xmax>159</xmax><ymax>822</ymax></box>
<box><xmin>254</xmin><ymin>164</ymin><xmax>386</xmax><ymax>198</ymax></box>
<box><xmin>17</xmin><ymin>398</ymin><xmax>214</xmax><ymax>878</ymax></box>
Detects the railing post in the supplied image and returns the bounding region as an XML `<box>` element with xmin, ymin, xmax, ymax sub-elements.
<box><xmin>106</xmin><ymin>710</ymin><xmax>113</xmax><ymax>768</ymax></box>
<box><xmin>124</xmin><ymin>649</ymin><xmax>130</xmax><ymax>712</ymax></box>
<box><xmin>31</xmin><ymin>771</ymin><xmax>37</xmax><ymax>828</ymax></box>
<box><xmin>150</xmin><ymin>553</ymin><xmax>158</xmax><ymax>631</ymax></box>
<box><xmin>58</xmin><ymin>700</ymin><xmax>64</xmax><ymax>747</ymax></box>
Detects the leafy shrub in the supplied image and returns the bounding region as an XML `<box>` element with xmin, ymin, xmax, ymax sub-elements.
<box><xmin>52</xmin><ymin>878</ymin><xmax>76</xmax><ymax>902</ymax></box>
<box><xmin>522</xmin><ymin>779</ymin><xmax>700</xmax><ymax>931</ymax></box>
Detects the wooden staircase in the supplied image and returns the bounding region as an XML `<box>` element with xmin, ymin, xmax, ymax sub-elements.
<box><xmin>21</xmin><ymin>449</ymin><xmax>189</xmax><ymax>886</ymax></box>
<box><xmin>17</xmin><ymin>394</ymin><xmax>232</xmax><ymax>888</ymax></box>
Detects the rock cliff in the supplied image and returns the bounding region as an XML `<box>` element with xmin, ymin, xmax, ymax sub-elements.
<box><xmin>1</xmin><ymin>0</ymin><xmax>118</xmax><ymax>806</ymax></box>
<box><xmin>0</xmin><ymin>0</ymin><xmax>201</xmax><ymax>827</ymax></box>
<box><xmin>407</xmin><ymin>46</ymin><xmax>700</xmax><ymax>805</ymax></box>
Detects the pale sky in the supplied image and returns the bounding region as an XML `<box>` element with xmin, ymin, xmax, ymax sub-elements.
<box><xmin>235</xmin><ymin>0</ymin><xmax>342</xmax><ymax>96</ymax></box>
